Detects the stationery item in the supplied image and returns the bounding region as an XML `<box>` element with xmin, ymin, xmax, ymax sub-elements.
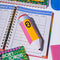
<box><xmin>51</xmin><ymin>0</ymin><xmax>60</xmax><ymax>10</ymax></box>
<box><xmin>0</xmin><ymin>46</ymin><xmax>28</xmax><ymax>60</ymax></box>
<box><xmin>0</xmin><ymin>4</ymin><xmax>53</xmax><ymax>58</ymax></box>
<box><xmin>0</xmin><ymin>0</ymin><xmax>49</xmax><ymax>8</ymax></box>
<box><xmin>0</xmin><ymin>4</ymin><xmax>16</xmax><ymax>51</ymax></box>
<box><xmin>18</xmin><ymin>14</ymin><xmax>43</xmax><ymax>50</ymax></box>
<box><xmin>51</xmin><ymin>45</ymin><xmax>60</xmax><ymax>60</ymax></box>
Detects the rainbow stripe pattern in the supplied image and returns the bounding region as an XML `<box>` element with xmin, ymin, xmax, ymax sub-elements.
<box><xmin>0</xmin><ymin>46</ymin><xmax>28</xmax><ymax>60</ymax></box>
<box><xmin>8</xmin><ymin>0</ymin><xmax>48</xmax><ymax>5</ymax></box>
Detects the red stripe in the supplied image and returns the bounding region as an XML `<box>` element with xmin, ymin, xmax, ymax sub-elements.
<box><xmin>18</xmin><ymin>14</ymin><xmax>27</xmax><ymax>20</ymax></box>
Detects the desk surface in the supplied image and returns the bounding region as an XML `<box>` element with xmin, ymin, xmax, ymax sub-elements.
<box><xmin>29</xmin><ymin>1</ymin><xmax>60</xmax><ymax>60</ymax></box>
<box><xmin>0</xmin><ymin>1</ymin><xmax>60</xmax><ymax>60</ymax></box>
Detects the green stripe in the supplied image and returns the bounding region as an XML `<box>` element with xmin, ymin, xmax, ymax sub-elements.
<box><xmin>9</xmin><ymin>0</ymin><xmax>48</xmax><ymax>5</ymax></box>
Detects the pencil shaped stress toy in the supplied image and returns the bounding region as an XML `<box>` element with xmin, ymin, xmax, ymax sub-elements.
<box><xmin>18</xmin><ymin>14</ymin><xmax>44</xmax><ymax>50</ymax></box>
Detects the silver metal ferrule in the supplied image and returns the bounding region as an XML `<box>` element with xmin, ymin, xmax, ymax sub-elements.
<box><xmin>18</xmin><ymin>15</ymin><xmax>30</xmax><ymax>24</ymax></box>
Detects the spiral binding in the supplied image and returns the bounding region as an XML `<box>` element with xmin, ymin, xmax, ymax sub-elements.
<box><xmin>0</xmin><ymin>12</ymin><xmax>13</xmax><ymax>49</ymax></box>
<box><xmin>0</xmin><ymin>8</ymin><xmax>16</xmax><ymax>49</ymax></box>
<box><xmin>5</xmin><ymin>8</ymin><xmax>18</xmax><ymax>48</ymax></box>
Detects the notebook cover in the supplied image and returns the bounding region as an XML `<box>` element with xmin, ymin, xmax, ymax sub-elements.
<box><xmin>8</xmin><ymin>0</ymin><xmax>48</xmax><ymax>5</ymax></box>
<box><xmin>0</xmin><ymin>46</ymin><xmax>28</xmax><ymax>60</ymax></box>
<box><xmin>0</xmin><ymin>0</ymin><xmax>48</xmax><ymax>8</ymax></box>
<box><xmin>51</xmin><ymin>45</ymin><xmax>60</xmax><ymax>60</ymax></box>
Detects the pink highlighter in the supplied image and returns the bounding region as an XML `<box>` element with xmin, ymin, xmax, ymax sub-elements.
<box><xmin>18</xmin><ymin>14</ymin><xmax>44</xmax><ymax>50</ymax></box>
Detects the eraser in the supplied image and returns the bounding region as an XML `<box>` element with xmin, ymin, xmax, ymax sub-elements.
<box><xmin>18</xmin><ymin>14</ymin><xmax>44</xmax><ymax>50</ymax></box>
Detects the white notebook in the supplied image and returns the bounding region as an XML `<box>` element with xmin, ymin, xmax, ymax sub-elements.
<box><xmin>0</xmin><ymin>4</ymin><xmax>53</xmax><ymax>58</ymax></box>
<box><xmin>0</xmin><ymin>4</ymin><xmax>15</xmax><ymax>50</ymax></box>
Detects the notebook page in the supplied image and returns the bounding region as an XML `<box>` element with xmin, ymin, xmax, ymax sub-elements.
<box><xmin>6</xmin><ymin>6</ymin><xmax>53</xmax><ymax>57</ymax></box>
<box><xmin>0</xmin><ymin>4</ymin><xmax>15</xmax><ymax>49</ymax></box>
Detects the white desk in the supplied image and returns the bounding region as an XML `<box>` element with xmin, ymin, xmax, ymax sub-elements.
<box><xmin>29</xmin><ymin>2</ymin><xmax>60</xmax><ymax>60</ymax></box>
<box><xmin>0</xmin><ymin>1</ymin><xmax>60</xmax><ymax>60</ymax></box>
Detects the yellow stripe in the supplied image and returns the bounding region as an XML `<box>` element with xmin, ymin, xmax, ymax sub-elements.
<box><xmin>13</xmin><ymin>0</ymin><xmax>16</xmax><ymax>1</ymax></box>
<box><xmin>32</xmin><ymin>0</ymin><xmax>44</xmax><ymax>2</ymax></box>
<box><xmin>27</xmin><ymin>0</ymin><xmax>30</xmax><ymax>2</ymax></box>
<box><xmin>23</xmin><ymin>19</ymin><xmax>39</xmax><ymax>41</ymax></box>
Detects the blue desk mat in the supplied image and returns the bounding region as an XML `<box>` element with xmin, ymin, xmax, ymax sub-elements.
<box><xmin>51</xmin><ymin>0</ymin><xmax>60</xmax><ymax>10</ymax></box>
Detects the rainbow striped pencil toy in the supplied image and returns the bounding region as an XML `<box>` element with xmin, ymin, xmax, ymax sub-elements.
<box><xmin>18</xmin><ymin>14</ymin><xmax>44</xmax><ymax>50</ymax></box>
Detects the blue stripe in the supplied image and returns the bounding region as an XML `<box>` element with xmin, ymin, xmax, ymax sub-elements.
<box><xmin>18</xmin><ymin>8</ymin><xmax>52</xmax><ymax>16</ymax></box>
<box><xmin>17</xmin><ymin>6</ymin><xmax>52</xmax><ymax>16</ymax></box>
<box><xmin>0</xmin><ymin>55</ymin><xmax>2</xmax><ymax>60</ymax></box>
<box><xmin>0</xmin><ymin>4</ymin><xmax>52</xmax><ymax>16</ymax></box>
<box><xmin>0</xmin><ymin>4</ymin><xmax>15</xmax><ymax>10</ymax></box>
